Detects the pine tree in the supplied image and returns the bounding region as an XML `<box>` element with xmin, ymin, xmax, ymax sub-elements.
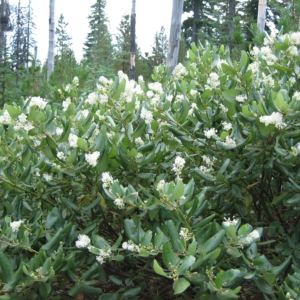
<box><xmin>56</xmin><ymin>14</ymin><xmax>72</xmax><ymax>55</ymax></box>
<box><xmin>149</xmin><ymin>26</ymin><xmax>168</xmax><ymax>69</ymax></box>
<box><xmin>83</xmin><ymin>0</ymin><xmax>114</xmax><ymax>85</ymax></box>
<box><xmin>114</xmin><ymin>14</ymin><xmax>131</xmax><ymax>74</ymax></box>
<box><xmin>0</xmin><ymin>0</ymin><xmax>12</xmax><ymax>59</ymax></box>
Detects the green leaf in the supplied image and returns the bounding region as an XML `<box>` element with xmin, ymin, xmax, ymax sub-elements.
<box><xmin>284</xmin><ymin>194</ymin><xmax>300</xmax><ymax>206</ymax></box>
<box><xmin>221</xmin><ymin>63</ymin><xmax>236</xmax><ymax>75</ymax></box>
<box><xmin>197</xmin><ymin>230</ymin><xmax>225</xmax><ymax>254</ymax></box>
<box><xmin>153</xmin><ymin>259</ymin><xmax>168</xmax><ymax>277</ymax></box>
<box><xmin>177</xmin><ymin>255</ymin><xmax>196</xmax><ymax>275</ymax></box>
<box><xmin>77</xmin><ymin>138</ymin><xmax>89</xmax><ymax>151</ymax></box>
<box><xmin>109</xmin><ymin>275</ymin><xmax>122</xmax><ymax>285</ymax></box>
<box><xmin>173</xmin><ymin>278</ymin><xmax>190</xmax><ymax>295</ymax></box>
<box><xmin>121</xmin><ymin>287</ymin><xmax>141</xmax><ymax>298</ymax></box>
<box><xmin>3</xmin><ymin>262</ymin><xmax>24</xmax><ymax>291</ymax></box>
<box><xmin>0</xmin><ymin>252</ymin><xmax>14</xmax><ymax>283</ymax></box>
<box><xmin>112</xmin><ymin>78</ymin><xmax>126</xmax><ymax>99</ymax></box>
<box><xmin>6</xmin><ymin>105</ymin><xmax>22</xmax><ymax>119</ymax></box>
<box><xmin>99</xmin><ymin>294</ymin><xmax>118</xmax><ymax>300</ymax></box>
<box><xmin>132</xmin><ymin>122</ymin><xmax>146</xmax><ymax>139</ymax></box>
<box><xmin>169</xmin><ymin>180</ymin><xmax>184</xmax><ymax>201</ymax></box>
<box><xmin>222</xmin><ymin>89</ymin><xmax>241</xmax><ymax>103</ymax></box>
<box><xmin>162</xmin><ymin>241</ymin><xmax>180</xmax><ymax>267</ymax></box>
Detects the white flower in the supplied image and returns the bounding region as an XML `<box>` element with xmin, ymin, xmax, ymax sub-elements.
<box><xmin>96</xmin><ymin>256</ymin><xmax>105</xmax><ymax>264</ymax></box>
<box><xmin>135</xmin><ymin>137</ymin><xmax>144</xmax><ymax>146</ymax></box>
<box><xmin>243</xmin><ymin>229</ymin><xmax>260</xmax><ymax>243</ymax></box>
<box><xmin>57</xmin><ymin>151</ymin><xmax>66</xmax><ymax>160</ymax></box>
<box><xmin>85</xmin><ymin>151</ymin><xmax>100</xmax><ymax>167</ymax></box>
<box><xmin>86</xmin><ymin>92</ymin><xmax>99</xmax><ymax>105</ymax></box>
<box><xmin>222</xmin><ymin>121</ymin><xmax>233</xmax><ymax>131</ymax></box>
<box><xmin>175</xmin><ymin>94</ymin><xmax>185</xmax><ymax>103</ymax></box>
<box><xmin>64</xmin><ymin>84</ymin><xmax>71</xmax><ymax>92</ymax></box>
<box><xmin>172</xmin><ymin>63</ymin><xmax>188</xmax><ymax>80</ymax></box>
<box><xmin>205</xmin><ymin>72</ymin><xmax>220</xmax><ymax>90</ymax></box>
<box><xmin>56</xmin><ymin>127</ymin><xmax>63</xmax><ymax>135</ymax></box>
<box><xmin>68</xmin><ymin>133</ymin><xmax>78</xmax><ymax>148</ymax></box>
<box><xmin>148</xmin><ymin>82</ymin><xmax>163</xmax><ymax>94</ymax></box>
<box><xmin>259</xmin><ymin>112</ymin><xmax>286</xmax><ymax>129</ymax></box>
<box><xmin>73</xmin><ymin>76</ymin><xmax>79</xmax><ymax>86</ymax></box>
<box><xmin>157</xmin><ymin>180</ymin><xmax>165</xmax><ymax>192</ymax></box>
<box><xmin>204</xmin><ymin>128</ymin><xmax>217</xmax><ymax>139</ymax></box>
<box><xmin>219</xmin><ymin>104</ymin><xmax>228</xmax><ymax>113</ymax></box>
<box><xmin>223</xmin><ymin>217</ymin><xmax>238</xmax><ymax>227</ymax></box>
<box><xmin>122</xmin><ymin>240</ymin><xmax>140</xmax><ymax>252</ymax></box>
<box><xmin>179</xmin><ymin>227</ymin><xmax>193</xmax><ymax>240</ymax></box>
<box><xmin>102</xmin><ymin>172</ymin><xmax>114</xmax><ymax>188</ymax></box>
<box><xmin>172</xmin><ymin>156</ymin><xmax>185</xmax><ymax>176</ymax></box>
<box><xmin>140</xmin><ymin>107</ymin><xmax>153</xmax><ymax>124</ymax></box>
<box><xmin>287</xmin><ymin>46</ymin><xmax>298</xmax><ymax>57</ymax></box>
<box><xmin>166</xmin><ymin>95</ymin><xmax>173</xmax><ymax>102</ymax></box>
<box><xmin>99</xmin><ymin>94</ymin><xmax>109</xmax><ymax>105</ymax></box>
<box><xmin>248</xmin><ymin>61</ymin><xmax>260</xmax><ymax>75</ymax></box>
<box><xmin>29</xmin><ymin>97</ymin><xmax>48</xmax><ymax>109</ymax></box>
<box><xmin>114</xmin><ymin>198</ymin><xmax>125</xmax><ymax>208</ymax></box>
<box><xmin>62</xmin><ymin>97</ymin><xmax>71</xmax><ymax>111</ymax></box>
<box><xmin>0</xmin><ymin>110</ymin><xmax>13</xmax><ymax>124</ymax></box>
<box><xmin>293</xmin><ymin>91</ymin><xmax>300</xmax><ymax>101</ymax></box>
<box><xmin>236</xmin><ymin>94</ymin><xmax>247</xmax><ymax>103</ymax></box>
<box><xmin>223</xmin><ymin>136</ymin><xmax>236</xmax><ymax>148</ymax></box>
<box><xmin>76</xmin><ymin>234</ymin><xmax>91</xmax><ymax>248</ymax></box>
<box><xmin>10</xmin><ymin>220</ymin><xmax>22</xmax><ymax>233</ymax></box>
<box><xmin>43</xmin><ymin>173</ymin><xmax>52</xmax><ymax>181</ymax></box>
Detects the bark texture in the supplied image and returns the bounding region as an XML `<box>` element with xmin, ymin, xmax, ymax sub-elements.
<box><xmin>47</xmin><ymin>0</ymin><xmax>55</xmax><ymax>81</ymax></box>
<box><xmin>257</xmin><ymin>0</ymin><xmax>267</xmax><ymax>32</ymax></box>
<box><xmin>129</xmin><ymin>0</ymin><xmax>136</xmax><ymax>80</ymax></box>
<box><xmin>166</xmin><ymin>0</ymin><xmax>184</xmax><ymax>75</ymax></box>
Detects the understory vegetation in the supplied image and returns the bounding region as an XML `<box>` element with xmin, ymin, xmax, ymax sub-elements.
<box><xmin>1</xmin><ymin>31</ymin><xmax>300</xmax><ymax>300</ymax></box>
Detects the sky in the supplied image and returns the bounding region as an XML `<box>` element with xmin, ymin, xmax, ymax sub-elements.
<box><xmin>9</xmin><ymin>0</ymin><xmax>173</xmax><ymax>62</ymax></box>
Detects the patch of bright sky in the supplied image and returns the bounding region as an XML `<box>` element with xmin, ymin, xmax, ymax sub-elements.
<box><xmin>9</xmin><ymin>0</ymin><xmax>173</xmax><ymax>62</ymax></box>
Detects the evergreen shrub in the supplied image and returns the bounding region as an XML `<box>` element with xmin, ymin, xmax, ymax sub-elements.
<box><xmin>1</xmin><ymin>31</ymin><xmax>300</xmax><ymax>299</ymax></box>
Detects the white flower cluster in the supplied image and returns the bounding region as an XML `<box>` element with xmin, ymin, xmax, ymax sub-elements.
<box><xmin>205</xmin><ymin>72</ymin><xmax>220</xmax><ymax>90</ymax></box>
<box><xmin>286</xmin><ymin>292</ymin><xmax>295</xmax><ymax>300</ymax></box>
<box><xmin>247</xmin><ymin>61</ymin><xmax>260</xmax><ymax>75</ymax></box>
<box><xmin>102</xmin><ymin>172</ymin><xmax>114</xmax><ymax>188</ymax></box>
<box><xmin>97</xmin><ymin>76</ymin><xmax>113</xmax><ymax>93</ymax></box>
<box><xmin>219</xmin><ymin>104</ymin><xmax>228</xmax><ymax>113</ymax></box>
<box><xmin>10</xmin><ymin>220</ymin><xmax>23</xmax><ymax>233</ymax></box>
<box><xmin>179</xmin><ymin>227</ymin><xmax>193</xmax><ymax>241</ymax></box>
<box><xmin>223</xmin><ymin>217</ymin><xmax>239</xmax><ymax>227</ymax></box>
<box><xmin>243</xmin><ymin>229</ymin><xmax>260</xmax><ymax>244</ymax></box>
<box><xmin>172</xmin><ymin>156</ymin><xmax>185</xmax><ymax>178</ymax></box>
<box><xmin>148</xmin><ymin>82</ymin><xmax>164</xmax><ymax>95</ymax></box>
<box><xmin>223</xmin><ymin>136</ymin><xmax>236</xmax><ymax>148</ymax></box>
<box><xmin>76</xmin><ymin>234</ymin><xmax>91</xmax><ymax>248</ymax></box>
<box><xmin>85</xmin><ymin>151</ymin><xmax>100</xmax><ymax>167</ymax></box>
<box><xmin>28</xmin><ymin>97</ymin><xmax>48</xmax><ymax>109</ymax></box>
<box><xmin>140</xmin><ymin>107</ymin><xmax>153</xmax><ymax>124</ymax></box>
<box><xmin>68</xmin><ymin>133</ymin><xmax>78</xmax><ymax>148</ymax></box>
<box><xmin>261</xmin><ymin>73</ymin><xmax>275</xmax><ymax>88</ymax></box>
<box><xmin>157</xmin><ymin>179</ymin><xmax>166</xmax><ymax>192</ymax></box>
<box><xmin>43</xmin><ymin>173</ymin><xmax>52</xmax><ymax>182</ymax></box>
<box><xmin>96</xmin><ymin>248</ymin><xmax>112</xmax><ymax>264</ymax></box>
<box><xmin>222</xmin><ymin>121</ymin><xmax>233</xmax><ymax>131</ymax></box>
<box><xmin>200</xmin><ymin>155</ymin><xmax>216</xmax><ymax>173</ymax></box>
<box><xmin>62</xmin><ymin>97</ymin><xmax>71</xmax><ymax>111</ymax></box>
<box><xmin>290</xmin><ymin>144</ymin><xmax>300</xmax><ymax>156</ymax></box>
<box><xmin>204</xmin><ymin>128</ymin><xmax>217</xmax><ymax>139</ymax></box>
<box><xmin>188</xmin><ymin>103</ymin><xmax>198</xmax><ymax>116</ymax></box>
<box><xmin>56</xmin><ymin>127</ymin><xmax>63</xmax><ymax>136</ymax></box>
<box><xmin>0</xmin><ymin>110</ymin><xmax>13</xmax><ymax>124</ymax></box>
<box><xmin>261</xmin><ymin>46</ymin><xmax>277</xmax><ymax>66</ymax></box>
<box><xmin>235</xmin><ymin>94</ymin><xmax>247</xmax><ymax>103</ymax></box>
<box><xmin>114</xmin><ymin>198</ymin><xmax>125</xmax><ymax>208</ymax></box>
<box><xmin>14</xmin><ymin>113</ymin><xmax>34</xmax><ymax>132</ymax></box>
<box><xmin>135</xmin><ymin>137</ymin><xmax>144</xmax><ymax>146</ymax></box>
<box><xmin>172</xmin><ymin>63</ymin><xmax>188</xmax><ymax>80</ymax></box>
<box><xmin>73</xmin><ymin>76</ymin><xmax>79</xmax><ymax>86</ymax></box>
<box><xmin>293</xmin><ymin>91</ymin><xmax>300</xmax><ymax>101</ymax></box>
<box><xmin>259</xmin><ymin>112</ymin><xmax>286</xmax><ymax>129</ymax></box>
<box><xmin>122</xmin><ymin>240</ymin><xmax>140</xmax><ymax>252</ymax></box>
<box><xmin>86</xmin><ymin>92</ymin><xmax>99</xmax><ymax>105</ymax></box>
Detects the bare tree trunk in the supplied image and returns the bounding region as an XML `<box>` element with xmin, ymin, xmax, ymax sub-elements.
<box><xmin>257</xmin><ymin>0</ymin><xmax>267</xmax><ymax>32</ymax></box>
<box><xmin>166</xmin><ymin>0</ymin><xmax>184</xmax><ymax>76</ymax></box>
<box><xmin>47</xmin><ymin>0</ymin><xmax>55</xmax><ymax>81</ymax></box>
<box><xmin>129</xmin><ymin>0</ymin><xmax>136</xmax><ymax>80</ymax></box>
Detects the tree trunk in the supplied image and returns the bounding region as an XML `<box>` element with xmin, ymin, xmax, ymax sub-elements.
<box><xmin>129</xmin><ymin>0</ymin><xmax>136</xmax><ymax>80</ymax></box>
<box><xmin>166</xmin><ymin>0</ymin><xmax>184</xmax><ymax>75</ymax></box>
<box><xmin>192</xmin><ymin>0</ymin><xmax>200</xmax><ymax>44</ymax></box>
<box><xmin>227</xmin><ymin>0</ymin><xmax>236</xmax><ymax>51</ymax></box>
<box><xmin>0</xmin><ymin>0</ymin><xmax>11</xmax><ymax>59</ymax></box>
<box><xmin>47</xmin><ymin>0</ymin><xmax>55</xmax><ymax>81</ymax></box>
<box><xmin>257</xmin><ymin>0</ymin><xmax>267</xmax><ymax>32</ymax></box>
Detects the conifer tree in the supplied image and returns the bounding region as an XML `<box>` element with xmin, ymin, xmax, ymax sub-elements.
<box><xmin>83</xmin><ymin>0</ymin><xmax>114</xmax><ymax>85</ymax></box>
<box><xmin>149</xmin><ymin>26</ymin><xmax>168</xmax><ymax>68</ymax></box>
<box><xmin>0</xmin><ymin>0</ymin><xmax>12</xmax><ymax>59</ymax></box>
<box><xmin>56</xmin><ymin>14</ymin><xmax>72</xmax><ymax>55</ymax></box>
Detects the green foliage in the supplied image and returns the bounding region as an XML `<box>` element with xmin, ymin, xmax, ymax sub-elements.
<box><xmin>1</xmin><ymin>31</ymin><xmax>300</xmax><ymax>299</ymax></box>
